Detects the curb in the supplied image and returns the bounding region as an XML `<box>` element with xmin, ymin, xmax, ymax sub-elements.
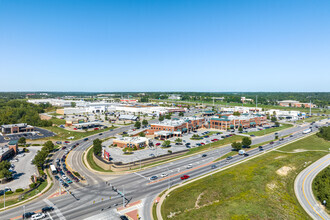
<box><xmin>155</xmin><ymin>132</ymin><xmax>317</xmax><ymax>220</ymax></box>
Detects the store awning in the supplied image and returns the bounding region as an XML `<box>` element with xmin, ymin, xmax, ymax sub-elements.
<box><xmin>182</xmin><ymin>128</ymin><xmax>188</xmax><ymax>131</ymax></box>
<box><xmin>230</xmin><ymin>125</ymin><xmax>234</xmax><ymax>128</ymax></box>
<box><xmin>250</xmin><ymin>122</ymin><xmax>256</xmax><ymax>125</ymax></box>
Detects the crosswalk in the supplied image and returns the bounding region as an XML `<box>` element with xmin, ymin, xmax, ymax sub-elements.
<box><xmin>43</xmin><ymin>199</ymin><xmax>66</xmax><ymax>220</ymax></box>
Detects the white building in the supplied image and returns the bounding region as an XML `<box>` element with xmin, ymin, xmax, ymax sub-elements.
<box><xmin>221</xmin><ymin>106</ymin><xmax>262</xmax><ymax>113</ymax></box>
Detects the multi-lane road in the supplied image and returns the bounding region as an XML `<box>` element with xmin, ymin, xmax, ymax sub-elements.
<box><xmin>1</xmin><ymin>119</ymin><xmax>328</xmax><ymax>220</ymax></box>
<box><xmin>295</xmin><ymin>154</ymin><xmax>330</xmax><ymax>220</ymax></box>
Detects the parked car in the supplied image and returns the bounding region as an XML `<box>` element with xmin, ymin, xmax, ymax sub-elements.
<box><xmin>180</xmin><ymin>175</ymin><xmax>190</xmax><ymax>180</ymax></box>
<box><xmin>155</xmin><ymin>143</ymin><xmax>161</xmax><ymax>146</ymax></box>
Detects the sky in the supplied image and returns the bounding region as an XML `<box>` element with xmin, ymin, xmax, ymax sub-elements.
<box><xmin>0</xmin><ymin>0</ymin><xmax>329</xmax><ymax>92</ymax></box>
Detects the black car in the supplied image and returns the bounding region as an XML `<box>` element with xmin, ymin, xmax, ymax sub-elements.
<box><xmin>99</xmin><ymin>133</ymin><xmax>103</xmax><ymax>135</ymax></box>
<box><xmin>84</xmin><ymin>138</ymin><xmax>89</xmax><ymax>141</ymax></box>
<box><xmin>226</xmin><ymin>156</ymin><xmax>233</xmax><ymax>160</ymax></box>
<box><xmin>42</xmin><ymin>206</ymin><xmax>54</xmax><ymax>213</ymax></box>
<box><xmin>22</xmin><ymin>212</ymin><xmax>35</xmax><ymax>218</ymax></box>
<box><xmin>202</xmin><ymin>154</ymin><xmax>207</xmax><ymax>157</ymax></box>
<box><xmin>258</xmin><ymin>146</ymin><xmax>263</xmax><ymax>149</ymax></box>
<box><xmin>244</xmin><ymin>153</ymin><xmax>249</xmax><ymax>157</ymax></box>
<box><xmin>120</xmin><ymin>216</ymin><xmax>129</xmax><ymax>220</ymax></box>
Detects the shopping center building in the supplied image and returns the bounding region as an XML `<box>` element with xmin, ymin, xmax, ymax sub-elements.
<box><xmin>210</xmin><ymin>114</ymin><xmax>267</xmax><ymax>130</ymax></box>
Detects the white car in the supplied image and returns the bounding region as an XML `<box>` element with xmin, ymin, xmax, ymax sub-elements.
<box><xmin>161</xmin><ymin>173</ymin><xmax>168</xmax><ymax>177</ymax></box>
<box><xmin>186</xmin><ymin>164</ymin><xmax>193</xmax><ymax>169</ymax></box>
<box><xmin>31</xmin><ymin>213</ymin><xmax>46</xmax><ymax>220</ymax></box>
<box><xmin>62</xmin><ymin>175</ymin><xmax>67</xmax><ymax>180</ymax></box>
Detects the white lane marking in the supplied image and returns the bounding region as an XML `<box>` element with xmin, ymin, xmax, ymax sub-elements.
<box><xmin>47</xmin><ymin>212</ymin><xmax>53</xmax><ymax>220</ymax></box>
<box><xmin>117</xmin><ymin>203</ymin><xmax>144</xmax><ymax>215</ymax></box>
<box><xmin>133</xmin><ymin>172</ymin><xmax>149</xmax><ymax>180</ymax></box>
<box><xmin>43</xmin><ymin>199</ymin><xmax>66</xmax><ymax>220</ymax></box>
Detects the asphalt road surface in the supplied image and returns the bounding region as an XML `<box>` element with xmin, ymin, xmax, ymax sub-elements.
<box><xmin>1</xmin><ymin>119</ymin><xmax>328</xmax><ymax>220</ymax></box>
<box><xmin>295</xmin><ymin>154</ymin><xmax>330</xmax><ymax>220</ymax></box>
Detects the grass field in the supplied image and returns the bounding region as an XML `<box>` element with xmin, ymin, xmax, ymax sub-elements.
<box><xmin>43</xmin><ymin>126</ymin><xmax>116</xmax><ymax>141</ymax></box>
<box><xmin>161</xmin><ymin>135</ymin><xmax>329</xmax><ymax>220</ymax></box>
<box><xmin>278</xmin><ymin>135</ymin><xmax>330</xmax><ymax>152</ymax></box>
<box><xmin>247</xmin><ymin>123</ymin><xmax>293</xmax><ymax>136</ymax></box>
<box><xmin>296</xmin><ymin>116</ymin><xmax>328</xmax><ymax>124</ymax></box>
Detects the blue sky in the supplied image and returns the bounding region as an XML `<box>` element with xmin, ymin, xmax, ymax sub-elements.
<box><xmin>0</xmin><ymin>0</ymin><xmax>329</xmax><ymax>92</ymax></box>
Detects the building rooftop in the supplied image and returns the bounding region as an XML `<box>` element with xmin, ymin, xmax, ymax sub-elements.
<box><xmin>1</xmin><ymin>123</ymin><xmax>28</xmax><ymax>128</ymax></box>
<box><xmin>115</xmin><ymin>136</ymin><xmax>148</xmax><ymax>144</ymax></box>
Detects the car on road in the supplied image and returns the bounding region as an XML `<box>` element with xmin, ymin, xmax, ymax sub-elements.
<box><xmin>290</xmin><ymin>135</ymin><xmax>294</xmax><ymax>137</ymax></box>
<box><xmin>211</xmin><ymin>165</ymin><xmax>217</xmax><ymax>169</ymax></box>
<box><xmin>149</xmin><ymin>176</ymin><xmax>158</xmax><ymax>180</ymax></box>
<box><xmin>244</xmin><ymin>153</ymin><xmax>249</xmax><ymax>157</ymax></box>
<box><xmin>226</xmin><ymin>156</ymin><xmax>233</xmax><ymax>160</ymax></box>
<box><xmin>83</xmin><ymin>138</ymin><xmax>89</xmax><ymax>141</ymax></box>
<box><xmin>99</xmin><ymin>133</ymin><xmax>103</xmax><ymax>135</ymax></box>
<box><xmin>42</xmin><ymin>206</ymin><xmax>54</xmax><ymax>213</ymax></box>
<box><xmin>149</xmin><ymin>154</ymin><xmax>155</xmax><ymax>157</ymax></box>
<box><xmin>201</xmin><ymin>154</ymin><xmax>207</xmax><ymax>157</ymax></box>
<box><xmin>62</xmin><ymin>147</ymin><xmax>66</xmax><ymax>150</ymax></box>
<box><xmin>186</xmin><ymin>164</ymin><xmax>193</xmax><ymax>169</ymax></box>
<box><xmin>161</xmin><ymin>173</ymin><xmax>168</xmax><ymax>177</ymax></box>
<box><xmin>64</xmin><ymin>141</ymin><xmax>70</xmax><ymax>144</ymax></box>
<box><xmin>31</xmin><ymin>213</ymin><xmax>46</xmax><ymax>220</ymax></box>
<box><xmin>155</xmin><ymin>143</ymin><xmax>161</xmax><ymax>146</ymax></box>
<box><xmin>250</xmin><ymin>134</ymin><xmax>255</xmax><ymax>137</ymax></box>
<box><xmin>180</xmin><ymin>175</ymin><xmax>190</xmax><ymax>180</ymax></box>
<box><xmin>22</xmin><ymin>212</ymin><xmax>35</xmax><ymax>219</ymax></box>
<box><xmin>270</xmin><ymin>141</ymin><xmax>274</xmax><ymax>144</ymax></box>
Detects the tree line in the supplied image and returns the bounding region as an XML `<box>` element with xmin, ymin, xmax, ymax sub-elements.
<box><xmin>0</xmin><ymin>99</ymin><xmax>52</xmax><ymax>126</ymax></box>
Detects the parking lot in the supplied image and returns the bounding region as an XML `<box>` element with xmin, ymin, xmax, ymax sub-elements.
<box><xmin>2</xmin><ymin>146</ymin><xmax>39</xmax><ymax>190</ymax></box>
<box><xmin>103</xmin><ymin>128</ymin><xmax>251</xmax><ymax>163</ymax></box>
<box><xmin>0</xmin><ymin>128</ymin><xmax>55</xmax><ymax>143</ymax></box>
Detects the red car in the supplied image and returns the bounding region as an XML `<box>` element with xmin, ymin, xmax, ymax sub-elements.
<box><xmin>94</xmin><ymin>128</ymin><xmax>99</xmax><ymax>130</ymax></box>
<box><xmin>73</xmin><ymin>128</ymin><xmax>78</xmax><ymax>130</ymax></box>
<box><xmin>180</xmin><ymin>175</ymin><xmax>190</xmax><ymax>180</ymax></box>
<box><xmin>200</xmin><ymin>142</ymin><xmax>205</xmax><ymax>145</ymax></box>
<box><xmin>156</xmin><ymin>143</ymin><xmax>161</xmax><ymax>146</ymax></box>
<box><xmin>64</xmin><ymin>141</ymin><xmax>70</xmax><ymax>144</ymax></box>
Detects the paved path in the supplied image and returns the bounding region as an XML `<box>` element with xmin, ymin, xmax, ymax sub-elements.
<box><xmin>294</xmin><ymin>154</ymin><xmax>330</xmax><ymax>220</ymax></box>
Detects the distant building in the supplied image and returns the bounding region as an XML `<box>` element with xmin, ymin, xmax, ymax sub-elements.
<box><xmin>168</xmin><ymin>94</ymin><xmax>182</xmax><ymax>100</ymax></box>
<box><xmin>278</xmin><ymin>100</ymin><xmax>316</xmax><ymax>108</ymax></box>
<box><xmin>118</xmin><ymin>115</ymin><xmax>139</xmax><ymax>121</ymax></box>
<box><xmin>120</xmin><ymin>99</ymin><xmax>138</xmax><ymax>103</ymax></box>
<box><xmin>241</xmin><ymin>97</ymin><xmax>254</xmax><ymax>103</ymax></box>
<box><xmin>0</xmin><ymin>123</ymin><xmax>34</xmax><ymax>135</ymax></box>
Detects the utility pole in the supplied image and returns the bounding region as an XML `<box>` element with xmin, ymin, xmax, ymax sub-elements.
<box><xmin>256</xmin><ymin>95</ymin><xmax>258</xmax><ymax>108</ymax></box>
<box><xmin>309</xmin><ymin>98</ymin><xmax>312</xmax><ymax>116</ymax></box>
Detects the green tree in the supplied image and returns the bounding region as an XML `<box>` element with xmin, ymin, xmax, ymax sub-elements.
<box><xmin>233</xmin><ymin>111</ymin><xmax>240</xmax><ymax>116</ymax></box>
<box><xmin>93</xmin><ymin>138</ymin><xmax>102</xmax><ymax>156</ymax></box>
<box><xmin>238</xmin><ymin>127</ymin><xmax>243</xmax><ymax>132</ymax></box>
<box><xmin>175</xmin><ymin>138</ymin><xmax>182</xmax><ymax>144</ymax></box>
<box><xmin>0</xmin><ymin>161</ymin><xmax>11</xmax><ymax>170</ymax></box>
<box><xmin>134</xmin><ymin>121</ymin><xmax>141</xmax><ymax>129</ymax></box>
<box><xmin>71</xmin><ymin>102</ymin><xmax>76</xmax><ymax>107</ymax></box>
<box><xmin>165</xmin><ymin>114</ymin><xmax>171</xmax><ymax>120</ymax></box>
<box><xmin>242</xmin><ymin>137</ymin><xmax>252</xmax><ymax>147</ymax></box>
<box><xmin>162</xmin><ymin>140</ymin><xmax>171</xmax><ymax>147</ymax></box>
<box><xmin>179</xmin><ymin>112</ymin><xmax>184</xmax><ymax>117</ymax></box>
<box><xmin>231</xmin><ymin>142</ymin><xmax>242</xmax><ymax>151</ymax></box>
<box><xmin>0</xmin><ymin>169</ymin><xmax>12</xmax><ymax>179</ymax></box>
<box><xmin>275</xmin><ymin>121</ymin><xmax>280</xmax><ymax>127</ymax></box>
<box><xmin>159</xmin><ymin>115</ymin><xmax>164</xmax><ymax>121</ymax></box>
<box><xmin>271</xmin><ymin>116</ymin><xmax>277</xmax><ymax>122</ymax></box>
<box><xmin>142</xmin><ymin>119</ymin><xmax>148</xmax><ymax>127</ymax></box>
<box><xmin>18</xmin><ymin>137</ymin><xmax>26</xmax><ymax>145</ymax></box>
<box><xmin>139</xmin><ymin>132</ymin><xmax>146</xmax><ymax>137</ymax></box>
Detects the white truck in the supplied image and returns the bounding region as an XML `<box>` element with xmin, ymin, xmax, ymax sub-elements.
<box><xmin>238</xmin><ymin>150</ymin><xmax>246</xmax><ymax>155</ymax></box>
<box><xmin>303</xmin><ymin>128</ymin><xmax>312</xmax><ymax>134</ymax></box>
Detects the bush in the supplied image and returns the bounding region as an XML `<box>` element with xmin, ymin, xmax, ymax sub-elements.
<box><xmin>168</xmin><ymin>150</ymin><xmax>173</xmax><ymax>154</ymax></box>
<box><xmin>31</xmin><ymin>144</ymin><xmax>41</xmax><ymax>146</ymax></box>
<box><xmin>29</xmin><ymin>183</ymin><xmax>37</xmax><ymax>189</ymax></box>
<box><xmin>24</xmin><ymin>148</ymin><xmax>30</xmax><ymax>152</ymax></box>
<box><xmin>5</xmin><ymin>191</ymin><xmax>13</xmax><ymax>195</ymax></box>
<box><xmin>15</xmin><ymin>188</ymin><xmax>24</xmax><ymax>193</ymax></box>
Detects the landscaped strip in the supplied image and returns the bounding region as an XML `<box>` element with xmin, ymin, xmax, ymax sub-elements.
<box><xmin>247</xmin><ymin>123</ymin><xmax>293</xmax><ymax>136</ymax></box>
<box><xmin>160</xmin><ymin>134</ymin><xmax>328</xmax><ymax>220</ymax></box>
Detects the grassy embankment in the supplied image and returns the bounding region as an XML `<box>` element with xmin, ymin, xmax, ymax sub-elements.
<box><xmin>0</xmin><ymin>180</ymin><xmax>48</xmax><ymax>208</ymax></box>
<box><xmin>41</xmin><ymin>126</ymin><xmax>116</xmax><ymax>141</ymax></box>
<box><xmin>247</xmin><ymin>123</ymin><xmax>293</xmax><ymax>136</ymax></box>
<box><xmin>296</xmin><ymin>116</ymin><xmax>328</xmax><ymax>124</ymax></box>
<box><xmin>86</xmin><ymin>147</ymin><xmax>112</xmax><ymax>172</ymax></box>
<box><xmin>312</xmin><ymin>166</ymin><xmax>330</xmax><ymax>213</ymax></box>
<box><xmin>161</xmin><ymin>134</ymin><xmax>329</xmax><ymax>220</ymax></box>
